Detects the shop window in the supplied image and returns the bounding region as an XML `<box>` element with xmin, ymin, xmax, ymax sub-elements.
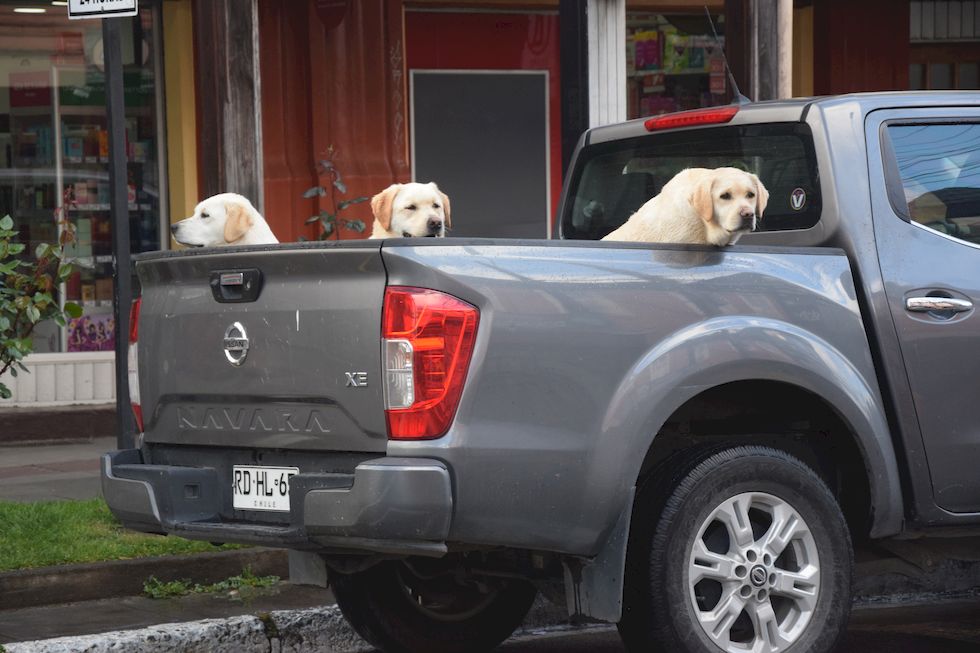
<box><xmin>959</xmin><ymin>63</ymin><xmax>980</xmax><ymax>88</ymax></box>
<box><xmin>0</xmin><ymin>3</ymin><xmax>164</xmax><ymax>353</ymax></box>
<box><xmin>910</xmin><ymin>1</ymin><xmax>980</xmax><ymax>91</ymax></box>
<box><xmin>626</xmin><ymin>12</ymin><xmax>728</xmax><ymax>120</ymax></box>
<box><xmin>911</xmin><ymin>1</ymin><xmax>980</xmax><ymax>41</ymax></box>
<box><xmin>929</xmin><ymin>63</ymin><xmax>954</xmax><ymax>89</ymax></box>
<box><xmin>910</xmin><ymin>63</ymin><xmax>925</xmax><ymax>90</ymax></box>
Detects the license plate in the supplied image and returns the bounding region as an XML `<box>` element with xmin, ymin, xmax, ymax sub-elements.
<box><xmin>232</xmin><ymin>465</ymin><xmax>299</xmax><ymax>512</ymax></box>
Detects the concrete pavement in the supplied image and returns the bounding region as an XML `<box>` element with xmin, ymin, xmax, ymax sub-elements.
<box><xmin>0</xmin><ymin>436</ymin><xmax>111</xmax><ymax>502</ymax></box>
<box><xmin>4</xmin><ymin>438</ymin><xmax>980</xmax><ymax>651</ymax></box>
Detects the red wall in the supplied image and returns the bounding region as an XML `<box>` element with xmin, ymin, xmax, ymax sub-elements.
<box><xmin>258</xmin><ymin>0</ymin><xmax>317</xmax><ymax>243</ymax></box>
<box><xmin>258</xmin><ymin>4</ymin><xmax>560</xmax><ymax>240</ymax></box>
<box><xmin>405</xmin><ymin>10</ymin><xmax>563</xmax><ymax>225</ymax></box>
<box><xmin>259</xmin><ymin>1</ymin><xmax>409</xmax><ymax>241</ymax></box>
<box><xmin>813</xmin><ymin>0</ymin><xmax>910</xmax><ymax>94</ymax></box>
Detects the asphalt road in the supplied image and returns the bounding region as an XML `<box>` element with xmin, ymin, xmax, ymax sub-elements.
<box><xmin>500</xmin><ymin>601</ymin><xmax>980</xmax><ymax>652</ymax></box>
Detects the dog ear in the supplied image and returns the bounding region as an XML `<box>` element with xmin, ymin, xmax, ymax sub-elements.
<box><xmin>689</xmin><ymin>173</ymin><xmax>715</xmax><ymax>223</ymax></box>
<box><xmin>371</xmin><ymin>184</ymin><xmax>401</xmax><ymax>231</ymax></box>
<box><xmin>223</xmin><ymin>202</ymin><xmax>253</xmax><ymax>243</ymax></box>
<box><xmin>750</xmin><ymin>173</ymin><xmax>769</xmax><ymax>218</ymax></box>
<box><xmin>440</xmin><ymin>191</ymin><xmax>451</xmax><ymax>228</ymax></box>
<box><xmin>429</xmin><ymin>183</ymin><xmax>451</xmax><ymax>229</ymax></box>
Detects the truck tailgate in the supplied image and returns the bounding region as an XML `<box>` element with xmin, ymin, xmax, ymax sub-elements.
<box><xmin>135</xmin><ymin>243</ymin><xmax>387</xmax><ymax>452</ymax></box>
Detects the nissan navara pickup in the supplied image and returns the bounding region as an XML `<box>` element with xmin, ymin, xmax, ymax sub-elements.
<box><xmin>104</xmin><ymin>92</ymin><xmax>980</xmax><ymax>653</ymax></box>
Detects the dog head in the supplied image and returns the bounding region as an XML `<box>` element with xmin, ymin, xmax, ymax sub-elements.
<box><xmin>689</xmin><ymin>168</ymin><xmax>769</xmax><ymax>246</ymax></box>
<box><xmin>371</xmin><ymin>182</ymin><xmax>451</xmax><ymax>238</ymax></box>
<box><xmin>171</xmin><ymin>193</ymin><xmax>267</xmax><ymax>247</ymax></box>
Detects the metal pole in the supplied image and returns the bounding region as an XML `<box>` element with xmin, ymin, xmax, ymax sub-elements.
<box><xmin>102</xmin><ymin>18</ymin><xmax>135</xmax><ymax>450</ymax></box>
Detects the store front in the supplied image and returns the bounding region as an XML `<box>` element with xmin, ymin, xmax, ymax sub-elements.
<box><xmin>626</xmin><ymin>8</ymin><xmax>728</xmax><ymax>119</ymax></box>
<box><xmin>0</xmin><ymin>0</ymin><xmax>166</xmax><ymax>406</ymax></box>
<box><xmin>909</xmin><ymin>0</ymin><xmax>980</xmax><ymax>90</ymax></box>
<box><xmin>405</xmin><ymin>8</ymin><xmax>561</xmax><ymax>238</ymax></box>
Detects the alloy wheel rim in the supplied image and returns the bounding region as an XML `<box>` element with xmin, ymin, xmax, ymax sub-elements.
<box><xmin>687</xmin><ymin>491</ymin><xmax>820</xmax><ymax>653</ymax></box>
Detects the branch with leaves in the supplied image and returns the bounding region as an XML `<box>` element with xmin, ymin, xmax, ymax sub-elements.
<box><xmin>0</xmin><ymin>211</ymin><xmax>81</xmax><ymax>400</ymax></box>
<box><xmin>302</xmin><ymin>146</ymin><xmax>369</xmax><ymax>240</ymax></box>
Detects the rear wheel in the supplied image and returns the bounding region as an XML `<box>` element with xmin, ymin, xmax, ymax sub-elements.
<box><xmin>332</xmin><ymin>558</ymin><xmax>537</xmax><ymax>653</ymax></box>
<box><xmin>619</xmin><ymin>445</ymin><xmax>852</xmax><ymax>653</ymax></box>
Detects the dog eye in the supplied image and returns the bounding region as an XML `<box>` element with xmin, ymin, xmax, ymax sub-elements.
<box><xmin>406</xmin><ymin>204</ymin><xmax>416</xmax><ymax>211</ymax></box>
<box><xmin>746</xmin><ymin>191</ymin><xmax>756</xmax><ymax>199</ymax></box>
<box><xmin>201</xmin><ymin>212</ymin><xmax>210</xmax><ymax>218</ymax></box>
<box><xmin>433</xmin><ymin>203</ymin><xmax>440</xmax><ymax>209</ymax></box>
<box><xmin>720</xmin><ymin>192</ymin><xmax>732</xmax><ymax>200</ymax></box>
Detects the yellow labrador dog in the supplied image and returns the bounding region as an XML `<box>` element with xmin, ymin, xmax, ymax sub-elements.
<box><xmin>171</xmin><ymin>193</ymin><xmax>278</xmax><ymax>247</ymax></box>
<box><xmin>369</xmin><ymin>182</ymin><xmax>451</xmax><ymax>239</ymax></box>
<box><xmin>602</xmin><ymin>167</ymin><xmax>769</xmax><ymax>246</ymax></box>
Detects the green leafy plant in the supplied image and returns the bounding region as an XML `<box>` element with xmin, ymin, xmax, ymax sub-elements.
<box><xmin>0</xmin><ymin>212</ymin><xmax>81</xmax><ymax>400</ymax></box>
<box><xmin>143</xmin><ymin>567</ymin><xmax>279</xmax><ymax>600</ymax></box>
<box><xmin>302</xmin><ymin>145</ymin><xmax>369</xmax><ymax>239</ymax></box>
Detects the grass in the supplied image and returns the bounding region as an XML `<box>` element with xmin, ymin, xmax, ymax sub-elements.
<box><xmin>0</xmin><ymin>497</ymin><xmax>245</xmax><ymax>572</ymax></box>
<box><xmin>142</xmin><ymin>567</ymin><xmax>279</xmax><ymax>600</ymax></box>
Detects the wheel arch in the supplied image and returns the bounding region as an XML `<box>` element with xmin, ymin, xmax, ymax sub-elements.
<box><xmin>595</xmin><ymin>317</ymin><xmax>904</xmax><ymax>542</ymax></box>
<box><xmin>567</xmin><ymin>320</ymin><xmax>904</xmax><ymax>623</ymax></box>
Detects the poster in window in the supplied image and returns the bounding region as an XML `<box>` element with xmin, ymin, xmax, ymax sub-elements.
<box><xmin>68</xmin><ymin>313</ymin><xmax>115</xmax><ymax>352</ymax></box>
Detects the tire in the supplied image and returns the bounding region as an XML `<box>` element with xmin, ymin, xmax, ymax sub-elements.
<box><xmin>331</xmin><ymin>558</ymin><xmax>538</xmax><ymax>653</ymax></box>
<box><xmin>618</xmin><ymin>445</ymin><xmax>853</xmax><ymax>653</ymax></box>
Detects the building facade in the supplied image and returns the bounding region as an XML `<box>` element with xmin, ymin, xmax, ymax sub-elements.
<box><xmin>0</xmin><ymin>0</ymin><xmax>966</xmax><ymax>431</ymax></box>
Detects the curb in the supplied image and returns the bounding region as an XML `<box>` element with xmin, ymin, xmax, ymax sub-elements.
<box><xmin>4</xmin><ymin>597</ymin><xmax>574</xmax><ymax>653</ymax></box>
<box><xmin>0</xmin><ymin>406</ymin><xmax>115</xmax><ymax>445</ymax></box>
<box><xmin>0</xmin><ymin>548</ymin><xmax>288</xmax><ymax>610</ymax></box>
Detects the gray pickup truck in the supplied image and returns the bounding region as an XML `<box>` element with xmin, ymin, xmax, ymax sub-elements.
<box><xmin>103</xmin><ymin>92</ymin><xmax>980</xmax><ymax>653</ymax></box>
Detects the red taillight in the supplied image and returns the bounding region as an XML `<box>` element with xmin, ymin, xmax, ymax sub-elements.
<box><xmin>128</xmin><ymin>297</ymin><xmax>143</xmax><ymax>432</ymax></box>
<box><xmin>644</xmin><ymin>105</ymin><xmax>739</xmax><ymax>132</ymax></box>
<box><xmin>382</xmin><ymin>286</ymin><xmax>479</xmax><ymax>440</ymax></box>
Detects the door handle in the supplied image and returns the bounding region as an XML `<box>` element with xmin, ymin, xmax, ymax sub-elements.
<box><xmin>905</xmin><ymin>297</ymin><xmax>973</xmax><ymax>313</ymax></box>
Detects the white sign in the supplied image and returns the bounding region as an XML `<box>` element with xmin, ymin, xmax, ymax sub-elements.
<box><xmin>68</xmin><ymin>0</ymin><xmax>138</xmax><ymax>20</ymax></box>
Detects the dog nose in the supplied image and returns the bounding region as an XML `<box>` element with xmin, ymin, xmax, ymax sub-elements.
<box><xmin>739</xmin><ymin>207</ymin><xmax>755</xmax><ymax>218</ymax></box>
<box><xmin>427</xmin><ymin>218</ymin><xmax>443</xmax><ymax>233</ymax></box>
<box><xmin>170</xmin><ymin>224</ymin><xmax>179</xmax><ymax>234</ymax></box>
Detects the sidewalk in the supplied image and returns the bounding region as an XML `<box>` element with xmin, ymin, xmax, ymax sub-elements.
<box><xmin>0</xmin><ymin>436</ymin><xmax>339</xmax><ymax>645</ymax></box>
<box><xmin>0</xmin><ymin>436</ymin><xmax>112</xmax><ymax>502</ymax></box>
<box><xmin>0</xmin><ymin>581</ymin><xmax>334</xmax><ymax>644</ymax></box>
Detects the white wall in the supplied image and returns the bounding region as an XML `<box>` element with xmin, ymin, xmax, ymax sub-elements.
<box><xmin>0</xmin><ymin>352</ymin><xmax>114</xmax><ymax>407</ymax></box>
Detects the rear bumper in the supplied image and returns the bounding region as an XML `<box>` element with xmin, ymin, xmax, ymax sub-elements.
<box><xmin>101</xmin><ymin>449</ymin><xmax>454</xmax><ymax>556</ymax></box>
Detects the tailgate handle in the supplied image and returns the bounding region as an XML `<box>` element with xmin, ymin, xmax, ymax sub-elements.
<box><xmin>210</xmin><ymin>268</ymin><xmax>263</xmax><ymax>303</ymax></box>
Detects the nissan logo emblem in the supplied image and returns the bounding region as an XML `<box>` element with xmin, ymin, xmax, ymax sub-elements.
<box><xmin>751</xmin><ymin>565</ymin><xmax>768</xmax><ymax>587</ymax></box>
<box><xmin>223</xmin><ymin>322</ymin><xmax>249</xmax><ymax>366</ymax></box>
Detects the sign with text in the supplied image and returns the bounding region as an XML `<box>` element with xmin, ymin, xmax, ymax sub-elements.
<box><xmin>68</xmin><ymin>0</ymin><xmax>138</xmax><ymax>20</ymax></box>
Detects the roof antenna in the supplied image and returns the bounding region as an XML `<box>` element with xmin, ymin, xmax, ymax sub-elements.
<box><xmin>704</xmin><ymin>6</ymin><xmax>752</xmax><ymax>105</ymax></box>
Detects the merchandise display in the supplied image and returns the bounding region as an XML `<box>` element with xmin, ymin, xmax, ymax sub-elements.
<box><xmin>0</xmin><ymin>10</ymin><xmax>162</xmax><ymax>353</ymax></box>
<box><xmin>626</xmin><ymin>12</ymin><xmax>729</xmax><ymax>119</ymax></box>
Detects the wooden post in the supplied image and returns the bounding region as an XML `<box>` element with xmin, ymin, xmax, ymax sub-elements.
<box><xmin>724</xmin><ymin>0</ymin><xmax>793</xmax><ymax>101</ymax></box>
<box><xmin>192</xmin><ymin>0</ymin><xmax>264</xmax><ymax>211</ymax></box>
<box><xmin>587</xmin><ymin>0</ymin><xmax>626</xmax><ymax>126</ymax></box>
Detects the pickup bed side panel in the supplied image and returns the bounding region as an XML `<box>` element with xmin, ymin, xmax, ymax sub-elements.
<box><xmin>382</xmin><ymin>242</ymin><xmax>903</xmax><ymax>555</ymax></box>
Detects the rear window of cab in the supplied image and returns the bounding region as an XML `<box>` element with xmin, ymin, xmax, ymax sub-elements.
<box><xmin>561</xmin><ymin>123</ymin><xmax>822</xmax><ymax>240</ymax></box>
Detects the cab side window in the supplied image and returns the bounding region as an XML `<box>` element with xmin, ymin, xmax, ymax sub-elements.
<box><xmin>888</xmin><ymin>123</ymin><xmax>980</xmax><ymax>246</ymax></box>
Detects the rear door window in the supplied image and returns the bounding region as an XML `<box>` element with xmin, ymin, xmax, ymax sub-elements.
<box><xmin>562</xmin><ymin>123</ymin><xmax>822</xmax><ymax>240</ymax></box>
